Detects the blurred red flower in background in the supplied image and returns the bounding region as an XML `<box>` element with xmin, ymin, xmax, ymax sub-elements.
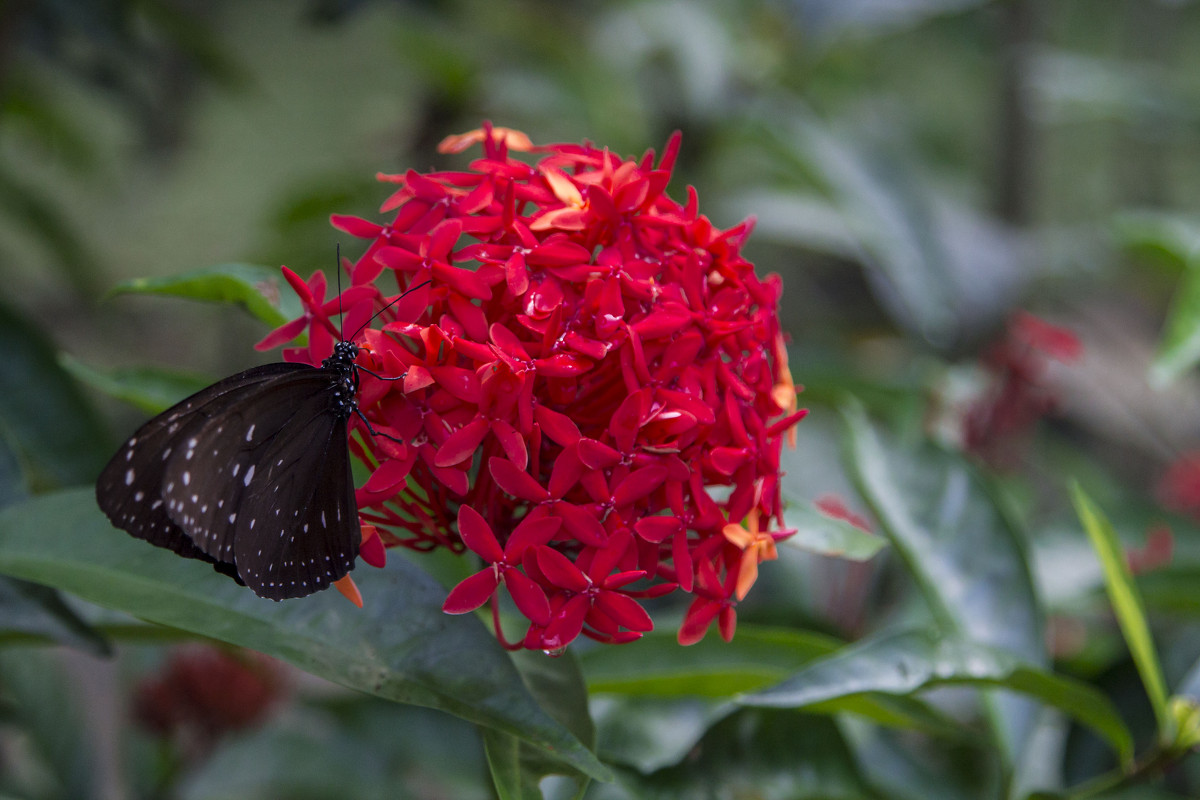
<box><xmin>963</xmin><ymin>311</ymin><xmax>1081</xmax><ymax>468</ymax></box>
<box><xmin>258</xmin><ymin>124</ymin><xmax>804</xmax><ymax>651</ymax></box>
<box><xmin>133</xmin><ymin>645</ymin><xmax>284</xmax><ymax>749</ymax></box>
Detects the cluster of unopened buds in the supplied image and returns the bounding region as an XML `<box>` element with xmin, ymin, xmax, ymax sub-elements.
<box><xmin>258</xmin><ymin>123</ymin><xmax>804</xmax><ymax>651</ymax></box>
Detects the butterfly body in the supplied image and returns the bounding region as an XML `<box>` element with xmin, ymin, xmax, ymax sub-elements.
<box><xmin>96</xmin><ymin>341</ymin><xmax>364</xmax><ymax>600</ymax></box>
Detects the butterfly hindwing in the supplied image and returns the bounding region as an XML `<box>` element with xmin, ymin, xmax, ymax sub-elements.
<box><xmin>232</xmin><ymin>408</ymin><xmax>360</xmax><ymax>599</ymax></box>
<box><xmin>161</xmin><ymin>370</ymin><xmax>360</xmax><ymax>598</ymax></box>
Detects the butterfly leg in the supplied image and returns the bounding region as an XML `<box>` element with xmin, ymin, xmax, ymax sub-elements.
<box><xmin>354</xmin><ymin>406</ymin><xmax>408</xmax><ymax>445</ymax></box>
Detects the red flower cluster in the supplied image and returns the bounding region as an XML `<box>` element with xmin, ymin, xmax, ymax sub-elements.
<box><xmin>133</xmin><ymin>646</ymin><xmax>284</xmax><ymax>745</ymax></box>
<box><xmin>258</xmin><ymin>124</ymin><xmax>804</xmax><ymax>651</ymax></box>
<box><xmin>963</xmin><ymin>311</ymin><xmax>1081</xmax><ymax>468</ymax></box>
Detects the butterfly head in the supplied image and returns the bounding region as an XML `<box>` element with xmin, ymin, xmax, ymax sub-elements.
<box><xmin>324</xmin><ymin>340</ymin><xmax>361</xmax><ymax>372</ymax></box>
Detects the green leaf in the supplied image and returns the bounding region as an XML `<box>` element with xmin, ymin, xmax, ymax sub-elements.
<box><xmin>1150</xmin><ymin>262</ymin><xmax>1200</xmax><ymax>387</ymax></box>
<box><xmin>0</xmin><ymin>300</ymin><xmax>109</xmax><ymax>491</ymax></box>
<box><xmin>1071</xmin><ymin>483</ymin><xmax>1173</xmax><ymax>742</ymax></box>
<box><xmin>1135</xmin><ymin>564</ymin><xmax>1200</xmax><ymax>617</ymax></box>
<box><xmin>0</xmin><ymin>648</ymin><xmax>96</xmax><ymax>799</ymax></box>
<box><xmin>773</xmin><ymin>114</ymin><xmax>1021</xmax><ymax>345</ymax></box>
<box><xmin>0</xmin><ymin>576</ymin><xmax>110</xmax><ymax>656</ymax></box>
<box><xmin>0</xmin><ymin>169</ymin><xmax>100</xmax><ymax>296</ymax></box>
<box><xmin>0</xmin><ymin>488</ymin><xmax>611</xmax><ymax>783</ymax></box>
<box><xmin>181</xmin><ymin>701</ymin><xmax>491</xmax><ymax>800</ymax></box>
<box><xmin>739</xmin><ymin>628</ymin><xmax>1134</xmax><ymax>769</ymax></box>
<box><xmin>592</xmin><ymin>696</ymin><xmax>736</xmax><ymax>773</ymax></box>
<box><xmin>582</xmin><ymin>627</ymin><xmax>963</xmax><ymax>739</ymax></box>
<box><xmin>609</xmin><ymin>709</ymin><xmax>876</xmax><ymax>800</ymax></box>
<box><xmin>840</xmin><ymin>403</ymin><xmax>1046</xmax><ymax>760</ymax></box>
<box><xmin>582</xmin><ymin>627</ymin><xmax>841</xmax><ymax>697</ymax></box>
<box><xmin>59</xmin><ymin>353</ymin><xmax>214</xmax><ymax>414</ymax></box>
<box><xmin>1112</xmin><ymin>212</ymin><xmax>1200</xmax><ymax>386</ymax></box>
<box><xmin>514</xmin><ymin>648</ymin><xmax>596</xmax><ymax>756</ymax></box>
<box><xmin>1112</xmin><ymin>211</ymin><xmax>1200</xmax><ymax>273</ymax></box>
<box><xmin>782</xmin><ymin>500</ymin><xmax>888</xmax><ymax>561</ymax></box>
<box><xmin>483</xmin><ymin>731</ymin><xmax>540</xmax><ymax>800</ymax></box>
<box><xmin>842</xmin><ymin>723</ymin><xmax>998</xmax><ymax>800</ymax></box>
<box><xmin>109</xmin><ymin>263</ymin><xmax>304</xmax><ymax>330</ymax></box>
<box><xmin>482</xmin><ymin>651</ymin><xmax>595</xmax><ymax>798</ymax></box>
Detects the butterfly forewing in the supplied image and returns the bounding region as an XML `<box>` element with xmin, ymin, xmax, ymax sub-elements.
<box><xmin>97</xmin><ymin>357</ymin><xmax>363</xmax><ymax>599</ymax></box>
<box><xmin>96</xmin><ymin>363</ymin><xmax>312</xmax><ymax>581</ymax></box>
<box><xmin>162</xmin><ymin>371</ymin><xmax>360</xmax><ymax>599</ymax></box>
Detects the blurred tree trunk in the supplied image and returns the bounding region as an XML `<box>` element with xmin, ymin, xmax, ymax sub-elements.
<box><xmin>995</xmin><ymin>0</ymin><xmax>1038</xmax><ymax>227</ymax></box>
<box><xmin>1117</xmin><ymin>0</ymin><xmax>1173</xmax><ymax>208</ymax></box>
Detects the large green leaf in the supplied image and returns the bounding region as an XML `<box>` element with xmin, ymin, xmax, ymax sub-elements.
<box><xmin>0</xmin><ymin>488</ymin><xmax>611</xmax><ymax>783</ymax></box>
<box><xmin>591</xmin><ymin>696</ymin><xmax>737</xmax><ymax>774</ymax></box>
<box><xmin>0</xmin><ymin>576</ymin><xmax>109</xmax><ymax>656</ymax></box>
<box><xmin>764</xmin><ymin>112</ymin><xmax>1022</xmax><ymax>345</ymax></box>
<box><xmin>1112</xmin><ymin>211</ymin><xmax>1200</xmax><ymax>274</ymax></box>
<box><xmin>109</xmin><ymin>263</ymin><xmax>304</xmax><ymax>330</ymax></box>
<box><xmin>181</xmin><ymin>702</ymin><xmax>491</xmax><ymax>800</ymax></box>
<box><xmin>0</xmin><ymin>648</ymin><xmax>96</xmax><ymax>799</ymax></box>
<box><xmin>59</xmin><ymin>353</ymin><xmax>214</xmax><ymax>414</ymax></box>
<box><xmin>483</xmin><ymin>651</ymin><xmax>596</xmax><ymax>799</ymax></box>
<box><xmin>582</xmin><ymin>627</ymin><xmax>963</xmax><ymax>739</ymax></box>
<box><xmin>782</xmin><ymin>500</ymin><xmax>888</xmax><ymax>562</ymax></box>
<box><xmin>739</xmin><ymin>628</ymin><xmax>1134</xmax><ymax>769</ymax></box>
<box><xmin>582</xmin><ymin>627</ymin><xmax>841</xmax><ymax>697</ymax></box>
<box><xmin>600</xmin><ymin>709</ymin><xmax>876</xmax><ymax>800</ymax></box>
<box><xmin>0</xmin><ymin>300</ymin><xmax>110</xmax><ymax>491</ymax></box>
<box><xmin>1112</xmin><ymin>212</ymin><xmax>1200</xmax><ymax>386</ymax></box>
<box><xmin>1149</xmin><ymin>263</ymin><xmax>1200</xmax><ymax>387</ymax></box>
<box><xmin>840</xmin><ymin>403</ymin><xmax>1045</xmax><ymax>762</ymax></box>
<box><xmin>1071</xmin><ymin>484</ymin><xmax>1172</xmax><ymax>742</ymax></box>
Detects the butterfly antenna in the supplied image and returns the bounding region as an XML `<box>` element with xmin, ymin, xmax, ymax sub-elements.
<box><xmin>335</xmin><ymin>242</ymin><xmax>345</xmax><ymax>343</ymax></box>
<box><xmin>348</xmin><ymin>279</ymin><xmax>432</xmax><ymax>342</ymax></box>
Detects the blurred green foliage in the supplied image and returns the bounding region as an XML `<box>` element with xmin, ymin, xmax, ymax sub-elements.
<box><xmin>3</xmin><ymin>0</ymin><xmax>1200</xmax><ymax>798</ymax></box>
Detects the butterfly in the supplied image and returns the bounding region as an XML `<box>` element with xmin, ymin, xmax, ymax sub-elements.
<box><xmin>95</xmin><ymin>277</ymin><xmax>423</xmax><ymax>601</ymax></box>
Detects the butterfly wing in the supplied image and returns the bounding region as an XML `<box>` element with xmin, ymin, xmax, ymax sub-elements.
<box><xmin>96</xmin><ymin>362</ymin><xmax>312</xmax><ymax>582</ymax></box>
<box><xmin>161</xmin><ymin>370</ymin><xmax>361</xmax><ymax>599</ymax></box>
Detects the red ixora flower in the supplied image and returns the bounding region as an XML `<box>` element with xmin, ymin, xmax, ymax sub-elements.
<box><xmin>962</xmin><ymin>311</ymin><xmax>1081</xmax><ymax>469</ymax></box>
<box><xmin>259</xmin><ymin>123</ymin><xmax>805</xmax><ymax>651</ymax></box>
<box><xmin>132</xmin><ymin>645</ymin><xmax>285</xmax><ymax>745</ymax></box>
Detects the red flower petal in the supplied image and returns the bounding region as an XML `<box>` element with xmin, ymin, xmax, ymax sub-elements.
<box><xmin>255</xmin><ymin>316</ymin><xmax>308</xmax><ymax>352</ymax></box>
<box><xmin>330</xmin><ymin>214</ymin><xmax>385</xmax><ymax>239</ymax></box>
<box><xmin>491</xmin><ymin>419</ymin><xmax>528</xmax><ymax>471</ymax></box>
<box><xmin>595</xmin><ymin>592</ymin><xmax>653</xmax><ymax>632</ymax></box>
<box><xmin>505</xmin><ymin>570</ymin><xmax>551</xmax><ymax>626</ymax></box>
<box><xmin>554</xmin><ymin>501</ymin><xmax>607</xmax><ymax>547</ymax></box>
<box><xmin>457</xmin><ymin>505</ymin><xmax>504</xmax><ymax>562</ymax></box>
<box><xmin>634</xmin><ymin>516</ymin><xmax>680</xmax><ymax>544</ymax></box>
<box><xmin>488</xmin><ymin>457</ymin><xmax>551</xmax><ymax>503</ymax></box>
<box><xmin>434</xmin><ymin>416</ymin><xmax>489</xmax><ymax>467</ymax></box>
<box><xmin>359</xmin><ymin>525</ymin><xmax>387</xmax><ymax>568</ymax></box>
<box><xmin>542</xmin><ymin>594</ymin><xmax>589</xmax><ymax>650</ymax></box>
<box><xmin>534</xmin><ymin>406</ymin><xmax>582</xmax><ymax>447</ymax></box>
<box><xmin>718</xmin><ymin>605</ymin><xmax>737</xmax><ymax>642</ymax></box>
<box><xmin>611</xmin><ymin>465</ymin><xmax>668</xmax><ymax>506</ymax></box>
<box><xmin>677</xmin><ymin>597</ymin><xmax>719</xmax><ymax>646</ymax></box>
<box><xmin>442</xmin><ymin>569</ymin><xmax>501</xmax><ymax>614</ymax></box>
<box><xmin>534</xmin><ymin>546</ymin><xmax>589</xmax><ymax>592</ymax></box>
<box><xmin>504</xmin><ymin>516</ymin><xmax>563</xmax><ymax>559</ymax></box>
<box><xmin>361</xmin><ymin>458</ymin><xmax>411</xmax><ymax>495</ymax></box>
<box><xmin>578</xmin><ymin>437</ymin><xmax>620</xmax><ymax>469</ymax></box>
